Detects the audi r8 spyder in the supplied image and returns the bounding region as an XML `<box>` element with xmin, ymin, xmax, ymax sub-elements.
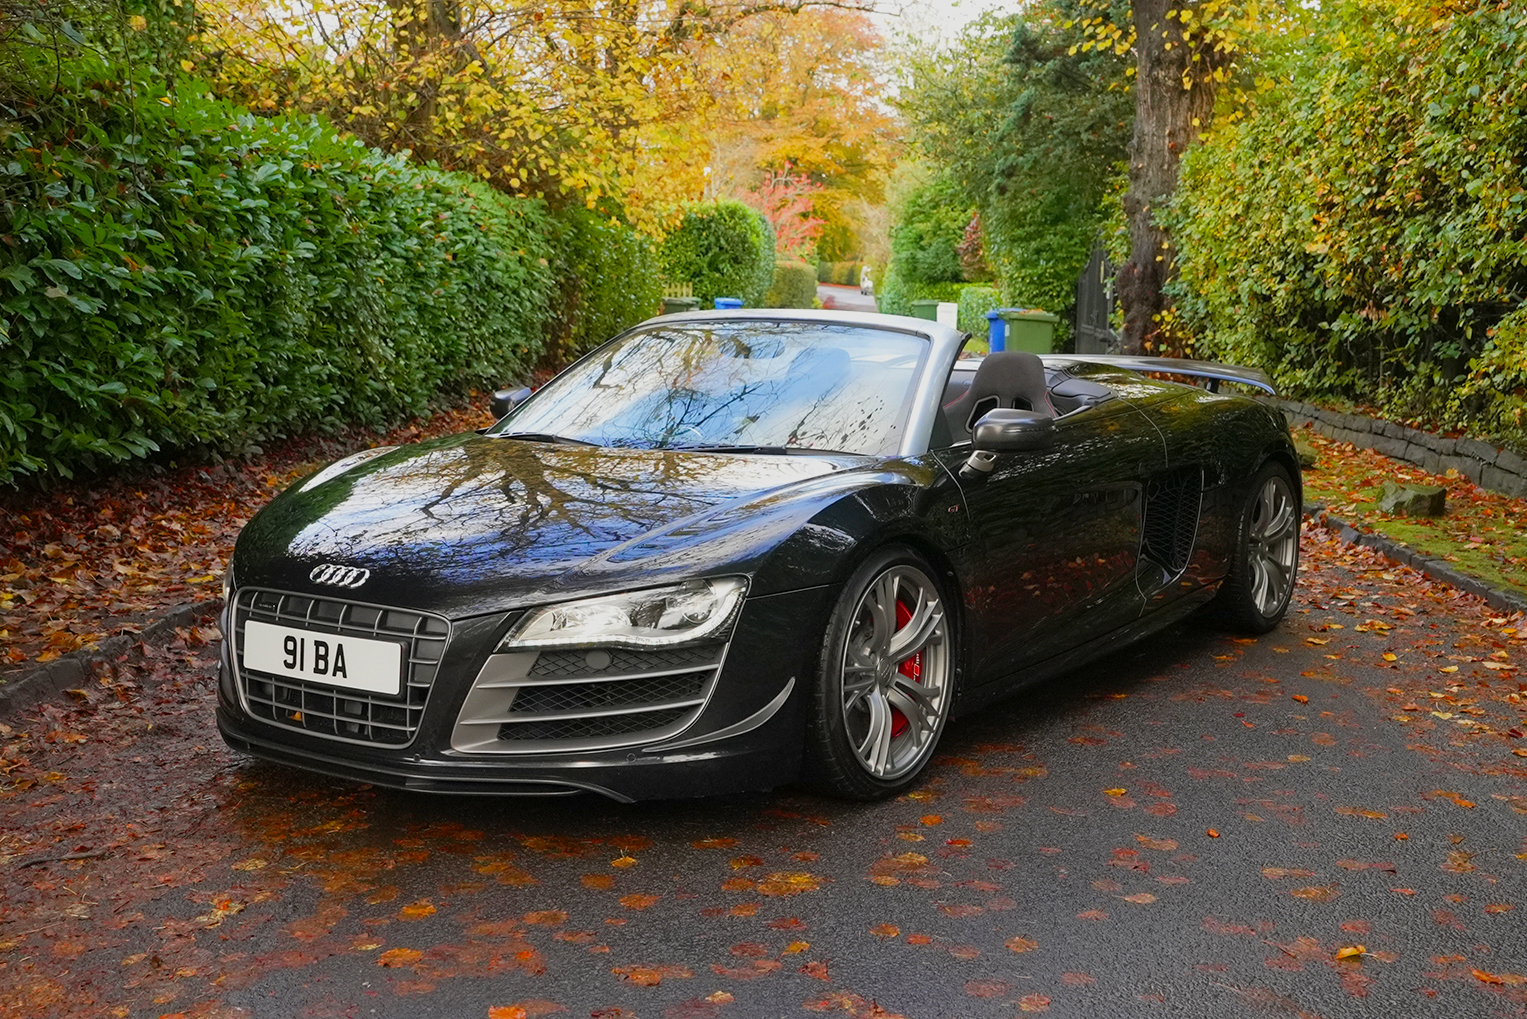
<box><xmin>215</xmin><ymin>309</ymin><xmax>1301</xmax><ymax>801</ymax></box>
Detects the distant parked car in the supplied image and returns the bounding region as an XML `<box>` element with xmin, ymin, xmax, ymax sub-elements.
<box><xmin>216</xmin><ymin>309</ymin><xmax>1300</xmax><ymax>802</ymax></box>
<box><xmin>859</xmin><ymin>267</ymin><xmax>874</xmax><ymax>295</ymax></box>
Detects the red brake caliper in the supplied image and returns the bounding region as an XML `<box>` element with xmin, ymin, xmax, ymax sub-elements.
<box><xmin>890</xmin><ymin>599</ymin><xmax>923</xmax><ymax>738</ymax></box>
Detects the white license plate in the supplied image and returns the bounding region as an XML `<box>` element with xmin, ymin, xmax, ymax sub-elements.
<box><xmin>242</xmin><ymin>620</ymin><xmax>403</xmax><ymax>697</ymax></box>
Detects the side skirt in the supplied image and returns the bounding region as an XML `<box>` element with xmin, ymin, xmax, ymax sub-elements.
<box><xmin>952</xmin><ymin>585</ymin><xmax>1218</xmax><ymax>718</ymax></box>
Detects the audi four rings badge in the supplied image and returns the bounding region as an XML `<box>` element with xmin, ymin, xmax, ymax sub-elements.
<box><xmin>309</xmin><ymin>564</ymin><xmax>370</xmax><ymax>588</ymax></box>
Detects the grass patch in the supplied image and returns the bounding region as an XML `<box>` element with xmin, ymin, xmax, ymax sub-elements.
<box><xmin>1298</xmin><ymin>427</ymin><xmax>1527</xmax><ymax>600</ymax></box>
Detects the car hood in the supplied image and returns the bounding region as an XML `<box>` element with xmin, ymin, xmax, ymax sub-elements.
<box><xmin>232</xmin><ymin>433</ymin><xmax>874</xmax><ymax>617</ymax></box>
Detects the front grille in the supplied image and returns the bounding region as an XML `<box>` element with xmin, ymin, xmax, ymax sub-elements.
<box><xmin>452</xmin><ymin>642</ymin><xmax>727</xmax><ymax>754</ymax></box>
<box><xmin>233</xmin><ymin>588</ymin><xmax>450</xmax><ymax>747</ymax></box>
<box><xmin>1143</xmin><ymin>467</ymin><xmax>1204</xmax><ymax>576</ymax></box>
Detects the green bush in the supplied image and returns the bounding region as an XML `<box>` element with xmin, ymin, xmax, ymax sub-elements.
<box><xmin>0</xmin><ymin>67</ymin><xmax>558</xmax><ymax>484</ymax></box>
<box><xmin>1166</xmin><ymin>1</ymin><xmax>1527</xmax><ymax>446</ymax></box>
<box><xmin>957</xmin><ymin>285</ymin><xmax>1001</xmax><ymax>338</ymax></box>
<box><xmin>887</xmin><ymin>174</ymin><xmax>970</xmax><ymax>290</ymax></box>
<box><xmin>763</xmin><ymin>261</ymin><xmax>818</xmax><ymax>309</ymax></box>
<box><xmin>659</xmin><ymin>201</ymin><xmax>776</xmax><ymax>307</ymax></box>
<box><xmin>550</xmin><ymin>209</ymin><xmax>664</xmax><ymax>358</ymax></box>
<box><xmin>876</xmin><ymin>269</ymin><xmax>964</xmax><ymax>319</ymax></box>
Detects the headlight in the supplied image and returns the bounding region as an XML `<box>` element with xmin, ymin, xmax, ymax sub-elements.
<box><xmin>499</xmin><ymin>577</ymin><xmax>749</xmax><ymax>651</ymax></box>
<box><xmin>297</xmin><ymin>446</ymin><xmax>397</xmax><ymax>492</ymax></box>
<box><xmin>221</xmin><ymin>565</ymin><xmax>235</xmax><ymax>604</ymax></box>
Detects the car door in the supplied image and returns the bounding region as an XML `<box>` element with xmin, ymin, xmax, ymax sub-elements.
<box><xmin>935</xmin><ymin>389</ymin><xmax>1166</xmax><ymax>686</ymax></box>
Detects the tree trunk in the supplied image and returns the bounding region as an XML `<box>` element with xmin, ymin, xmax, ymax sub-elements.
<box><xmin>1116</xmin><ymin>0</ymin><xmax>1220</xmax><ymax>355</ymax></box>
<box><xmin>390</xmin><ymin>0</ymin><xmax>463</xmax><ymax>160</ymax></box>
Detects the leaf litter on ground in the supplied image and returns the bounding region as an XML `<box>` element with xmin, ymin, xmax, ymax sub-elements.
<box><xmin>0</xmin><ymin>400</ymin><xmax>495</xmax><ymax>672</ymax></box>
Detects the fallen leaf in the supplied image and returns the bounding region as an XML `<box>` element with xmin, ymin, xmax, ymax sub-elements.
<box><xmin>1136</xmin><ymin>835</ymin><xmax>1178</xmax><ymax>851</ymax></box>
<box><xmin>757</xmin><ymin>872</ymin><xmax>823</xmax><ymax>897</ymax></box>
<box><xmin>377</xmin><ymin>948</ymin><xmax>422</xmax><ymax>967</ymax></box>
<box><xmin>398</xmin><ymin>900</ymin><xmax>436</xmax><ymax>920</ymax></box>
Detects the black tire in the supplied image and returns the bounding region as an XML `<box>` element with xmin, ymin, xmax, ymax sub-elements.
<box><xmin>1211</xmin><ymin>461</ymin><xmax>1300</xmax><ymax>633</ymax></box>
<box><xmin>801</xmin><ymin>546</ymin><xmax>956</xmax><ymax>800</ymax></box>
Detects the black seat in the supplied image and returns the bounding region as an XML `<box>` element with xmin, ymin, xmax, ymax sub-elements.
<box><xmin>943</xmin><ymin>351</ymin><xmax>1055</xmax><ymax>439</ymax></box>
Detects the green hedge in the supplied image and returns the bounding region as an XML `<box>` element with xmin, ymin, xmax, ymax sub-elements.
<box><xmin>0</xmin><ymin>70</ymin><xmax>561</xmax><ymax>484</ymax></box>
<box><xmin>763</xmin><ymin>261</ymin><xmax>818</xmax><ymax>309</ymax></box>
<box><xmin>659</xmin><ymin>201</ymin><xmax>776</xmax><ymax>307</ymax></box>
<box><xmin>1167</xmin><ymin>1</ymin><xmax>1527</xmax><ymax>446</ymax></box>
<box><xmin>551</xmin><ymin>209</ymin><xmax>664</xmax><ymax>359</ymax></box>
<box><xmin>875</xmin><ymin>265</ymin><xmax>964</xmax><ymax>318</ymax></box>
<box><xmin>815</xmin><ymin>261</ymin><xmax>867</xmax><ymax>286</ymax></box>
<box><xmin>956</xmin><ymin>285</ymin><xmax>1001</xmax><ymax>338</ymax></box>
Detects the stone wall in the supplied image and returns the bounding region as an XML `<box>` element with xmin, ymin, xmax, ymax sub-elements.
<box><xmin>1270</xmin><ymin>399</ymin><xmax>1527</xmax><ymax>500</ymax></box>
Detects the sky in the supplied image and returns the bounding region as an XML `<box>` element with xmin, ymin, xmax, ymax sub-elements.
<box><xmin>872</xmin><ymin>0</ymin><xmax>1020</xmax><ymax>46</ymax></box>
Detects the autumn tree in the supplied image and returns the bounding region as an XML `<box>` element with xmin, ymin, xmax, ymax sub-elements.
<box><xmin>1071</xmin><ymin>0</ymin><xmax>1304</xmax><ymax>353</ymax></box>
<box><xmin>737</xmin><ymin>164</ymin><xmax>826</xmax><ymax>260</ymax></box>
<box><xmin>199</xmin><ymin>1</ymin><xmax>875</xmax><ymax>231</ymax></box>
<box><xmin>700</xmin><ymin>7</ymin><xmax>896</xmax><ymax>260</ymax></box>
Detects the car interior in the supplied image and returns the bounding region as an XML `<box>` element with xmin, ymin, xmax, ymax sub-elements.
<box><xmin>934</xmin><ymin>351</ymin><xmax>1116</xmax><ymax>447</ymax></box>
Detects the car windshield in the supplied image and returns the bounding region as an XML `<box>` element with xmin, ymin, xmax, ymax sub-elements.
<box><xmin>489</xmin><ymin>321</ymin><xmax>929</xmax><ymax>456</ymax></box>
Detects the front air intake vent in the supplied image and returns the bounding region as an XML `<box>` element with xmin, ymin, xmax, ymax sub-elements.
<box><xmin>450</xmin><ymin>642</ymin><xmax>728</xmax><ymax>754</ymax></box>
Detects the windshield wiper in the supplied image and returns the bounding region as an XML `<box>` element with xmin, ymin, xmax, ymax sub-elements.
<box><xmin>495</xmin><ymin>431</ymin><xmax>596</xmax><ymax>446</ymax></box>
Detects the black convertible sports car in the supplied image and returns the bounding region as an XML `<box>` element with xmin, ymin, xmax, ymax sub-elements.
<box><xmin>215</xmin><ymin>310</ymin><xmax>1301</xmax><ymax>801</ymax></box>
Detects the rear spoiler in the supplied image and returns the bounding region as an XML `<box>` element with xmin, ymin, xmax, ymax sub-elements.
<box><xmin>1049</xmin><ymin>354</ymin><xmax>1276</xmax><ymax>396</ymax></box>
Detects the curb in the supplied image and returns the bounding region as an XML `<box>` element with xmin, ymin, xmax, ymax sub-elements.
<box><xmin>0</xmin><ymin>599</ymin><xmax>223</xmax><ymax>719</ymax></box>
<box><xmin>1306</xmin><ymin>505</ymin><xmax>1527</xmax><ymax>616</ymax></box>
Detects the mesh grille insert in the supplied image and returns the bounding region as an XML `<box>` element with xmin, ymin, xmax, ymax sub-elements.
<box><xmin>498</xmin><ymin>708</ymin><xmax>692</xmax><ymax>743</ymax></box>
<box><xmin>512</xmin><ymin>672</ymin><xmax>709</xmax><ymax>714</ymax></box>
<box><xmin>234</xmin><ymin>589</ymin><xmax>449</xmax><ymax>747</ymax></box>
<box><xmin>1143</xmin><ymin>468</ymin><xmax>1204</xmax><ymax>575</ymax></box>
<box><xmin>529</xmin><ymin>644</ymin><xmax>718</xmax><ymax>677</ymax></box>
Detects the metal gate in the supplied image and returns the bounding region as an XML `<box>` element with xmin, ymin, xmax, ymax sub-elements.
<box><xmin>1074</xmin><ymin>240</ymin><xmax>1117</xmax><ymax>354</ymax></box>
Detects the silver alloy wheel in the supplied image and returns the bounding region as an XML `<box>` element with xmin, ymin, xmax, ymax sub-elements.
<box><xmin>1247</xmin><ymin>472</ymin><xmax>1299</xmax><ymax>616</ymax></box>
<box><xmin>838</xmin><ymin>565</ymin><xmax>950</xmax><ymax>780</ymax></box>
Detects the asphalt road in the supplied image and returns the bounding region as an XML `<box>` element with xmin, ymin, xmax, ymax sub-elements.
<box><xmin>1</xmin><ymin>527</ymin><xmax>1524</xmax><ymax>1018</ymax></box>
<box><xmin>817</xmin><ymin>283</ymin><xmax>877</xmax><ymax>313</ymax></box>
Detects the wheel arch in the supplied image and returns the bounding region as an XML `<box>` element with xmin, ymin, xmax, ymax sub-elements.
<box><xmin>1256</xmin><ymin>443</ymin><xmax>1304</xmax><ymax>506</ymax></box>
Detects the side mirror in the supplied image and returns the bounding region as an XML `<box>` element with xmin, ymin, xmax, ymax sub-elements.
<box><xmin>960</xmin><ymin>408</ymin><xmax>1054</xmax><ymax>479</ymax></box>
<box><xmin>490</xmin><ymin>386</ymin><xmax>533</xmax><ymax>419</ymax></box>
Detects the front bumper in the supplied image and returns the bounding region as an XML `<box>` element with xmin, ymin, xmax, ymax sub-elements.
<box><xmin>216</xmin><ymin>588</ymin><xmax>831</xmax><ymax>801</ymax></box>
